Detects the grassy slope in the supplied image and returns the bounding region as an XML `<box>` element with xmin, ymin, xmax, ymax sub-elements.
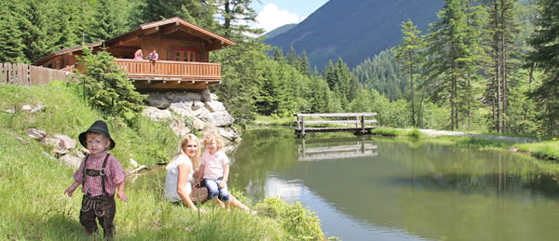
<box><xmin>0</xmin><ymin>83</ymin><xmax>324</xmax><ymax>240</ymax></box>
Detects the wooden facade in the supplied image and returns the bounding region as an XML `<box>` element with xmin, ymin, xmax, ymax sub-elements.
<box><xmin>33</xmin><ymin>17</ymin><xmax>235</xmax><ymax>90</ymax></box>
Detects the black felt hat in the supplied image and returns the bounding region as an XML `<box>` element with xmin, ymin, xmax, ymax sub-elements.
<box><xmin>79</xmin><ymin>120</ymin><xmax>116</xmax><ymax>150</ymax></box>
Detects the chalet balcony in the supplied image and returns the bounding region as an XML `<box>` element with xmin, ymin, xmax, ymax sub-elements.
<box><xmin>114</xmin><ymin>59</ymin><xmax>222</xmax><ymax>90</ymax></box>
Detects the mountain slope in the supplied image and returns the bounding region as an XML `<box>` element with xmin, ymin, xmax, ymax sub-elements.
<box><xmin>264</xmin><ymin>24</ymin><xmax>296</xmax><ymax>39</ymax></box>
<box><xmin>265</xmin><ymin>0</ymin><xmax>443</xmax><ymax>70</ymax></box>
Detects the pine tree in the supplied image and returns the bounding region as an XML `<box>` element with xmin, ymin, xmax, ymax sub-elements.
<box><xmin>89</xmin><ymin>0</ymin><xmax>130</xmax><ymax>42</ymax></box>
<box><xmin>422</xmin><ymin>0</ymin><xmax>485</xmax><ymax>130</ymax></box>
<box><xmin>20</xmin><ymin>0</ymin><xmax>59</xmax><ymax>63</ymax></box>
<box><xmin>483</xmin><ymin>0</ymin><xmax>522</xmax><ymax>132</ymax></box>
<box><xmin>272</xmin><ymin>47</ymin><xmax>285</xmax><ymax>63</ymax></box>
<box><xmin>394</xmin><ymin>20</ymin><xmax>424</xmax><ymax>127</ymax></box>
<box><xmin>525</xmin><ymin>0</ymin><xmax>559</xmax><ymax>136</ymax></box>
<box><xmin>0</xmin><ymin>0</ymin><xmax>26</xmax><ymax>63</ymax></box>
<box><xmin>287</xmin><ymin>45</ymin><xmax>297</xmax><ymax>67</ymax></box>
<box><xmin>215</xmin><ymin>0</ymin><xmax>263</xmax><ymax>40</ymax></box>
<box><xmin>296</xmin><ymin>51</ymin><xmax>311</xmax><ymax>76</ymax></box>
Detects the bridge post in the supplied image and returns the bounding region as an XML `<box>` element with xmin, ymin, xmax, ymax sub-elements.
<box><xmin>301</xmin><ymin>116</ymin><xmax>305</xmax><ymax>136</ymax></box>
<box><xmin>361</xmin><ymin>115</ymin><xmax>365</xmax><ymax>134</ymax></box>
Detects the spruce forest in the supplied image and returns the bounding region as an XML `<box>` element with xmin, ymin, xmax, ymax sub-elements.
<box><xmin>1</xmin><ymin>0</ymin><xmax>558</xmax><ymax>137</ymax></box>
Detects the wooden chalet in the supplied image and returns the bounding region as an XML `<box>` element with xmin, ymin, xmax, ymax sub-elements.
<box><xmin>33</xmin><ymin>17</ymin><xmax>235</xmax><ymax>90</ymax></box>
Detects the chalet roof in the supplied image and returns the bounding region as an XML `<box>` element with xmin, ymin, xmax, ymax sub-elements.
<box><xmin>34</xmin><ymin>17</ymin><xmax>235</xmax><ymax>66</ymax></box>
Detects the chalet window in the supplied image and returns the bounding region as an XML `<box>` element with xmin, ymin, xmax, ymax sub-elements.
<box><xmin>173</xmin><ymin>48</ymin><xmax>197</xmax><ymax>62</ymax></box>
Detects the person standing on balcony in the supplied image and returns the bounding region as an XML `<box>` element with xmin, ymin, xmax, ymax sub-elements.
<box><xmin>134</xmin><ymin>49</ymin><xmax>143</xmax><ymax>60</ymax></box>
<box><xmin>148</xmin><ymin>50</ymin><xmax>158</xmax><ymax>63</ymax></box>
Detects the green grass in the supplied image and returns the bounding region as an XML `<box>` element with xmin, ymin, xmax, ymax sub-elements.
<box><xmin>367</xmin><ymin>126</ymin><xmax>559</xmax><ymax>161</ymax></box>
<box><xmin>0</xmin><ymin>83</ymin><xmax>326</xmax><ymax>240</ymax></box>
<box><xmin>517</xmin><ymin>141</ymin><xmax>559</xmax><ymax>161</ymax></box>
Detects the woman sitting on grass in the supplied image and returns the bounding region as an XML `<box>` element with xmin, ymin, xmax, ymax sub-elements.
<box><xmin>163</xmin><ymin>133</ymin><xmax>253</xmax><ymax>213</ymax></box>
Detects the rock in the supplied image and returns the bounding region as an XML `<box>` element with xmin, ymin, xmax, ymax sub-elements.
<box><xmin>30</xmin><ymin>105</ymin><xmax>45</xmax><ymax>113</ymax></box>
<box><xmin>205</xmin><ymin>101</ymin><xmax>226</xmax><ymax>112</ymax></box>
<box><xmin>60</xmin><ymin>155</ymin><xmax>82</xmax><ymax>169</ymax></box>
<box><xmin>191</xmin><ymin>101</ymin><xmax>205</xmax><ymax>111</ymax></box>
<box><xmin>21</xmin><ymin>104</ymin><xmax>32</xmax><ymax>111</ymax></box>
<box><xmin>54</xmin><ymin>134</ymin><xmax>77</xmax><ymax>150</ymax></box>
<box><xmin>207</xmin><ymin>111</ymin><xmax>235</xmax><ymax>127</ymax></box>
<box><xmin>27</xmin><ymin>128</ymin><xmax>46</xmax><ymax>140</ymax></box>
<box><xmin>3</xmin><ymin>108</ymin><xmax>15</xmax><ymax>113</ymax></box>
<box><xmin>43</xmin><ymin>137</ymin><xmax>62</xmax><ymax>149</ymax></box>
<box><xmin>218</xmin><ymin>128</ymin><xmax>240</xmax><ymax>142</ymax></box>
<box><xmin>143</xmin><ymin>106</ymin><xmax>172</xmax><ymax>121</ymax></box>
<box><xmin>169</xmin><ymin>102</ymin><xmax>194</xmax><ymax>117</ymax></box>
<box><xmin>169</xmin><ymin>118</ymin><xmax>190</xmax><ymax>137</ymax></box>
<box><xmin>210</xmin><ymin>93</ymin><xmax>218</xmax><ymax>102</ymax></box>
<box><xmin>52</xmin><ymin>148</ymin><xmax>69</xmax><ymax>156</ymax></box>
<box><xmin>192</xmin><ymin>117</ymin><xmax>206</xmax><ymax>131</ymax></box>
<box><xmin>201</xmin><ymin>88</ymin><xmax>212</xmax><ymax>102</ymax></box>
<box><xmin>167</xmin><ymin>92</ymin><xmax>203</xmax><ymax>102</ymax></box>
<box><xmin>146</xmin><ymin>93</ymin><xmax>170</xmax><ymax>109</ymax></box>
<box><xmin>193</xmin><ymin>107</ymin><xmax>211</xmax><ymax>120</ymax></box>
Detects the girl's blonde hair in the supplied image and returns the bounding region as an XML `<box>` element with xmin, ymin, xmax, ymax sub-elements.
<box><xmin>167</xmin><ymin>134</ymin><xmax>201</xmax><ymax>170</ymax></box>
<box><xmin>204</xmin><ymin>132</ymin><xmax>224</xmax><ymax>151</ymax></box>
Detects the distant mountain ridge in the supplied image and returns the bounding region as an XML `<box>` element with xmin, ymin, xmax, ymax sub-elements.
<box><xmin>265</xmin><ymin>0</ymin><xmax>444</xmax><ymax>70</ymax></box>
<box><xmin>264</xmin><ymin>24</ymin><xmax>296</xmax><ymax>39</ymax></box>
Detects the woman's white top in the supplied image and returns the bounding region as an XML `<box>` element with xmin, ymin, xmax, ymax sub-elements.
<box><xmin>164</xmin><ymin>155</ymin><xmax>193</xmax><ymax>202</ymax></box>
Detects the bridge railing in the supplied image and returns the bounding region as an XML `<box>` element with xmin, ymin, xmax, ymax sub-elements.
<box><xmin>294</xmin><ymin>113</ymin><xmax>378</xmax><ymax>137</ymax></box>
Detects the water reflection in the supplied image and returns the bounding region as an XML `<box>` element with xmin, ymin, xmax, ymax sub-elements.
<box><xmin>297</xmin><ymin>137</ymin><xmax>378</xmax><ymax>161</ymax></box>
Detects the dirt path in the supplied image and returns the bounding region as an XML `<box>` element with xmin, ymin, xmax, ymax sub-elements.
<box><xmin>417</xmin><ymin>129</ymin><xmax>538</xmax><ymax>143</ymax></box>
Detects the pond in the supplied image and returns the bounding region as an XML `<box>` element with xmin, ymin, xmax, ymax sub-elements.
<box><xmin>136</xmin><ymin>127</ymin><xmax>559</xmax><ymax>241</ymax></box>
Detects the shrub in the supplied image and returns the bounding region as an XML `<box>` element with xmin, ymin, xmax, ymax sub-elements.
<box><xmin>77</xmin><ymin>46</ymin><xmax>146</xmax><ymax>123</ymax></box>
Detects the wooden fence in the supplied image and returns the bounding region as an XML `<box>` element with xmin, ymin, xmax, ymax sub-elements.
<box><xmin>1</xmin><ymin>62</ymin><xmax>76</xmax><ymax>86</ymax></box>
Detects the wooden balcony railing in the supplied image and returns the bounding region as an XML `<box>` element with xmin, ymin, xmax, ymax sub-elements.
<box><xmin>114</xmin><ymin>59</ymin><xmax>221</xmax><ymax>81</ymax></box>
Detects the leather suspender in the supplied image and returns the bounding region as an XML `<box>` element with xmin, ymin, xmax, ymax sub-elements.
<box><xmin>82</xmin><ymin>154</ymin><xmax>110</xmax><ymax>195</ymax></box>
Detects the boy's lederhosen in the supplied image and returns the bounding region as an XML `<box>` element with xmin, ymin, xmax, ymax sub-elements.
<box><xmin>79</xmin><ymin>154</ymin><xmax>116</xmax><ymax>240</ymax></box>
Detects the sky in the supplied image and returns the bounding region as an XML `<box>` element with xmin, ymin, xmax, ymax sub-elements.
<box><xmin>251</xmin><ymin>0</ymin><xmax>330</xmax><ymax>33</ymax></box>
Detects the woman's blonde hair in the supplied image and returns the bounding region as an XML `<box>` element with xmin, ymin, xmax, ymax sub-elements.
<box><xmin>167</xmin><ymin>134</ymin><xmax>201</xmax><ymax>170</ymax></box>
<box><xmin>203</xmin><ymin>132</ymin><xmax>224</xmax><ymax>151</ymax></box>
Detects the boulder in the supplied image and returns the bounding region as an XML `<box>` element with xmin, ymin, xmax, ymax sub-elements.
<box><xmin>169</xmin><ymin>118</ymin><xmax>190</xmax><ymax>137</ymax></box>
<box><xmin>193</xmin><ymin>107</ymin><xmax>211</xmax><ymax>121</ymax></box>
<box><xmin>21</xmin><ymin>104</ymin><xmax>32</xmax><ymax>111</ymax></box>
<box><xmin>167</xmin><ymin>92</ymin><xmax>203</xmax><ymax>102</ymax></box>
<box><xmin>205</xmin><ymin>101</ymin><xmax>226</xmax><ymax>112</ymax></box>
<box><xmin>201</xmin><ymin>88</ymin><xmax>212</xmax><ymax>102</ymax></box>
<box><xmin>191</xmin><ymin>101</ymin><xmax>205</xmax><ymax>111</ymax></box>
<box><xmin>210</xmin><ymin>93</ymin><xmax>218</xmax><ymax>102</ymax></box>
<box><xmin>169</xmin><ymin>102</ymin><xmax>194</xmax><ymax>117</ymax></box>
<box><xmin>143</xmin><ymin>106</ymin><xmax>172</xmax><ymax>121</ymax></box>
<box><xmin>30</xmin><ymin>105</ymin><xmax>45</xmax><ymax>113</ymax></box>
<box><xmin>207</xmin><ymin>111</ymin><xmax>235</xmax><ymax>127</ymax></box>
<box><xmin>192</xmin><ymin>117</ymin><xmax>206</xmax><ymax>131</ymax></box>
<box><xmin>146</xmin><ymin>93</ymin><xmax>170</xmax><ymax>109</ymax></box>
<box><xmin>27</xmin><ymin>128</ymin><xmax>46</xmax><ymax>140</ymax></box>
<box><xmin>43</xmin><ymin>137</ymin><xmax>62</xmax><ymax>149</ymax></box>
<box><xmin>218</xmin><ymin>127</ymin><xmax>240</xmax><ymax>141</ymax></box>
<box><xmin>60</xmin><ymin>154</ymin><xmax>81</xmax><ymax>169</ymax></box>
<box><xmin>54</xmin><ymin>134</ymin><xmax>77</xmax><ymax>150</ymax></box>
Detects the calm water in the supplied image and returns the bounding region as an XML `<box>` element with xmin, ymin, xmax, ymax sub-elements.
<box><xmin>137</xmin><ymin>127</ymin><xmax>559</xmax><ymax>241</ymax></box>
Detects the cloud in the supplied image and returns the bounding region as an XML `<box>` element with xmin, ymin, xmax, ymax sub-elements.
<box><xmin>255</xmin><ymin>3</ymin><xmax>301</xmax><ymax>33</ymax></box>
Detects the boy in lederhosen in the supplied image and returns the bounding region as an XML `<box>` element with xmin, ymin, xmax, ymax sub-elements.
<box><xmin>65</xmin><ymin>120</ymin><xmax>127</xmax><ymax>240</ymax></box>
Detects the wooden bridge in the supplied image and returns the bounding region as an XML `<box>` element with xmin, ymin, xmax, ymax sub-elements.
<box><xmin>294</xmin><ymin>113</ymin><xmax>378</xmax><ymax>137</ymax></box>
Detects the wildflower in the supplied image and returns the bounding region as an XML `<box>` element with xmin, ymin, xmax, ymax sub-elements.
<box><xmin>554</xmin><ymin>137</ymin><xmax>557</xmax><ymax>141</ymax></box>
